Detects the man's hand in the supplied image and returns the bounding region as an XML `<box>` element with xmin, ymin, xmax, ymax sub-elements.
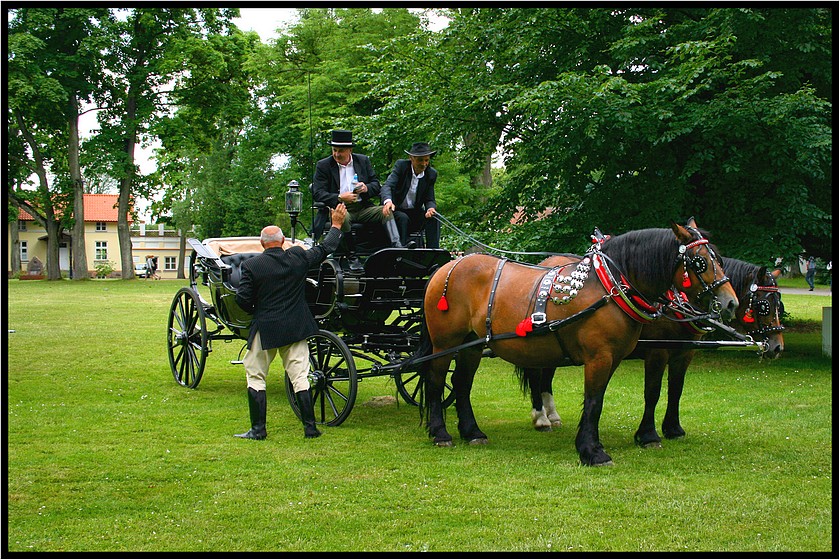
<box><xmin>331</xmin><ymin>203</ymin><xmax>348</xmax><ymax>228</ymax></box>
<box><xmin>339</xmin><ymin>191</ymin><xmax>358</xmax><ymax>204</ymax></box>
<box><xmin>425</xmin><ymin>207</ymin><xmax>437</xmax><ymax>219</ymax></box>
<box><xmin>382</xmin><ymin>200</ymin><xmax>395</xmax><ymax>217</ymax></box>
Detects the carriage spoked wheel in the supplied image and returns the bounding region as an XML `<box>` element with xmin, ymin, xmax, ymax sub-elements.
<box><xmin>285</xmin><ymin>330</ymin><xmax>358</xmax><ymax>427</ymax></box>
<box><xmin>167</xmin><ymin>287</ymin><xmax>209</xmax><ymax>389</ymax></box>
<box><xmin>392</xmin><ymin>322</ymin><xmax>455</xmax><ymax>408</ymax></box>
<box><xmin>393</xmin><ymin>360</ymin><xmax>456</xmax><ymax>408</ymax></box>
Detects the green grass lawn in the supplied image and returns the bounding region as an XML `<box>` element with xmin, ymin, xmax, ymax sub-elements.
<box><xmin>5</xmin><ymin>278</ymin><xmax>834</xmax><ymax>553</ymax></box>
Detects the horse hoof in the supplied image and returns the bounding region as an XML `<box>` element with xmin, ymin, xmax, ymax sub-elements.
<box><xmin>642</xmin><ymin>441</ymin><xmax>662</xmax><ymax>449</ymax></box>
<box><xmin>434</xmin><ymin>440</ymin><xmax>454</xmax><ymax>447</ymax></box>
<box><xmin>535</xmin><ymin>426</ymin><xmax>553</xmax><ymax>433</ymax></box>
<box><xmin>550</xmin><ymin>420</ymin><xmax>562</xmax><ymax>428</ymax></box>
<box><xmin>467</xmin><ymin>438</ymin><xmax>489</xmax><ymax>445</ymax></box>
<box><xmin>592</xmin><ymin>460</ymin><xmax>614</xmax><ymax>467</ymax></box>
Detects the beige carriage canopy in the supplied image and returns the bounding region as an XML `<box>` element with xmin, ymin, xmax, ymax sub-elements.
<box><xmin>204</xmin><ymin>236</ymin><xmax>305</xmax><ymax>257</ymax></box>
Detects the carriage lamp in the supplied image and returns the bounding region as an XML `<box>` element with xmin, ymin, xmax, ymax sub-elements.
<box><xmin>285</xmin><ymin>180</ymin><xmax>303</xmax><ymax>242</ymax></box>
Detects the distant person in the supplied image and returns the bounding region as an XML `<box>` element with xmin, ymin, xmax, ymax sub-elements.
<box><xmin>380</xmin><ymin>142</ymin><xmax>441</xmax><ymax>249</ymax></box>
<box><xmin>827</xmin><ymin>260</ymin><xmax>832</xmax><ymax>289</ymax></box>
<box><xmin>234</xmin><ymin>204</ymin><xmax>347</xmax><ymax>440</ymax></box>
<box><xmin>146</xmin><ymin>255</ymin><xmax>160</xmax><ymax>280</ymax></box>
<box><xmin>312</xmin><ymin>129</ymin><xmax>403</xmax><ymax>271</ymax></box>
<box><xmin>805</xmin><ymin>256</ymin><xmax>816</xmax><ymax>291</ymax></box>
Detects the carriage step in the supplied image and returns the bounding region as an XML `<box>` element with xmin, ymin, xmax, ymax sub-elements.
<box><xmin>230</xmin><ymin>360</ymin><xmax>244</xmax><ymax>365</ymax></box>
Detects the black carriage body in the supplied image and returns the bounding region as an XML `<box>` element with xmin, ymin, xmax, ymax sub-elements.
<box><xmin>169</xmin><ymin>236</ymin><xmax>453</xmax><ymax>423</ymax></box>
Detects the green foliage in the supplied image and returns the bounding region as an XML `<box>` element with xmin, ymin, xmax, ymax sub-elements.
<box><xmin>93</xmin><ymin>260</ymin><xmax>116</xmax><ymax>278</ymax></box>
<box><xmin>371</xmin><ymin>8</ymin><xmax>832</xmax><ymax>262</ymax></box>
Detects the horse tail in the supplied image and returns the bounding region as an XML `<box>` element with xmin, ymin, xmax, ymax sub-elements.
<box><xmin>514</xmin><ymin>365</ymin><xmax>531</xmax><ymax>397</ymax></box>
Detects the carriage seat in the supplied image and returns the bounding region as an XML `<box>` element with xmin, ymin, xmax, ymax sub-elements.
<box><xmin>220</xmin><ymin>253</ymin><xmax>261</xmax><ymax>289</ymax></box>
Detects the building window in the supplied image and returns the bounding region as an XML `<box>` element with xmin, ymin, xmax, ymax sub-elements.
<box><xmin>18</xmin><ymin>220</ymin><xmax>27</xmax><ymax>231</ymax></box>
<box><xmin>164</xmin><ymin>256</ymin><xmax>177</xmax><ymax>271</ymax></box>
<box><xmin>96</xmin><ymin>222</ymin><xmax>107</xmax><ymax>231</ymax></box>
<box><xmin>20</xmin><ymin>241</ymin><xmax>28</xmax><ymax>262</ymax></box>
<box><xmin>95</xmin><ymin>241</ymin><xmax>107</xmax><ymax>260</ymax></box>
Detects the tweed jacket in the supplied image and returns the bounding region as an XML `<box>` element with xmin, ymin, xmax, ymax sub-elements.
<box><xmin>235</xmin><ymin>228</ymin><xmax>341</xmax><ymax>350</ymax></box>
<box><xmin>312</xmin><ymin>153</ymin><xmax>381</xmax><ymax>209</ymax></box>
<box><xmin>380</xmin><ymin>159</ymin><xmax>437</xmax><ymax>212</ymax></box>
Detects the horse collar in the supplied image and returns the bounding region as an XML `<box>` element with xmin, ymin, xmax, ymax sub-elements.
<box><xmin>592</xmin><ymin>252</ymin><xmax>661</xmax><ymax>323</ymax></box>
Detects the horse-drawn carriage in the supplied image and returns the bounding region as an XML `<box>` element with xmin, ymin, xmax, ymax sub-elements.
<box><xmin>167</xmin><ymin>214</ymin><xmax>780</xmax><ymax>465</ymax></box>
<box><xmin>167</xmin><ymin>233</ymin><xmax>453</xmax><ymax>427</ymax></box>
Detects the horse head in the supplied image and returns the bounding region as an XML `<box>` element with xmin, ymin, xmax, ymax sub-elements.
<box><xmin>669</xmin><ymin>217</ymin><xmax>738</xmax><ymax>323</ymax></box>
<box><xmin>740</xmin><ymin>266</ymin><xmax>785</xmax><ymax>359</ymax></box>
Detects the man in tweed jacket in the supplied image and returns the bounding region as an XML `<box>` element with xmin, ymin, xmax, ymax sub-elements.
<box><xmin>234</xmin><ymin>204</ymin><xmax>347</xmax><ymax>440</ymax></box>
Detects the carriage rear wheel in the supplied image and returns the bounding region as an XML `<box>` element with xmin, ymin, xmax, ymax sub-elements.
<box><xmin>167</xmin><ymin>287</ymin><xmax>209</xmax><ymax>389</ymax></box>
<box><xmin>285</xmin><ymin>330</ymin><xmax>358</xmax><ymax>427</ymax></box>
<box><xmin>394</xmin><ymin>360</ymin><xmax>456</xmax><ymax>408</ymax></box>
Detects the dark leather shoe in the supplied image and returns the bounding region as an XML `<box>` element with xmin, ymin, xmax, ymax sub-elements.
<box><xmin>234</xmin><ymin>427</ymin><xmax>266</xmax><ymax>440</ymax></box>
<box><xmin>406</xmin><ymin>241</ymin><xmax>417</xmax><ymax>249</ymax></box>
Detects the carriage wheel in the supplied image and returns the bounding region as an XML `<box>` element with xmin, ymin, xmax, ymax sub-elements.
<box><xmin>167</xmin><ymin>287</ymin><xmax>209</xmax><ymax>389</ymax></box>
<box><xmin>285</xmin><ymin>330</ymin><xmax>358</xmax><ymax>427</ymax></box>
<box><xmin>394</xmin><ymin>359</ymin><xmax>456</xmax><ymax>408</ymax></box>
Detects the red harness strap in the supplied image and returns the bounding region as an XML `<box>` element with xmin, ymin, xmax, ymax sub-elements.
<box><xmin>592</xmin><ymin>253</ymin><xmax>660</xmax><ymax>324</ymax></box>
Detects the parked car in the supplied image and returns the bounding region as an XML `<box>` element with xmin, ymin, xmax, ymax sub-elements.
<box><xmin>134</xmin><ymin>263</ymin><xmax>148</xmax><ymax>278</ymax></box>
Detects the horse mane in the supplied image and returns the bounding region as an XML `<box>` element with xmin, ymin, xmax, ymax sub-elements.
<box><xmin>721</xmin><ymin>257</ymin><xmax>764</xmax><ymax>294</ymax></box>
<box><xmin>599</xmin><ymin>228</ymin><xmax>682</xmax><ymax>297</ymax></box>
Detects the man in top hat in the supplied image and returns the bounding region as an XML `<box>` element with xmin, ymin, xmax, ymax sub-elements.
<box><xmin>380</xmin><ymin>142</ymin><xmax>440</xmax><ymax>249</ymax></box>
<box><xmin>312</xmin><ymin>130</ymin><xmax>404</xmax><ymax>271</ymax></box>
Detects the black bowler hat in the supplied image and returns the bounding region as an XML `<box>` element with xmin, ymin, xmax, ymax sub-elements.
<box><xmin>405</xmin><ymin>142</ymin><xmax>436</xmax><ymax>157</ymax></box>
<box><xmin>329</xmin><ymin>129</ymin><xmax>355</xmax><ymax>147</ymax></box>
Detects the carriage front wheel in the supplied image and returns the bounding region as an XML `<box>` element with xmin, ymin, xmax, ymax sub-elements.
<box><xmin>167</xmin><ymin>287</ymin><xmax>209</xmax><ymax>389</ymax></box>
<box><xmin>285</xmin><ymin>330</ymin><xmax>358</xmax><ymax>427</ymax></box>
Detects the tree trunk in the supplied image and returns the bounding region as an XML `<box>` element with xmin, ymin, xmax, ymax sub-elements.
<box><xmin>14</xmin><ymin>109</ymin><xmax>63</xmax><ymax>280</ymax></box>
<box><xmin>118</xmin><ymin>94</ymin><xmax>138</xmax><ymax>279</ymax></box>
<box><xmin>68</xmin><ymin>94</ymin><xmax>89</xmax><ymax>280</ymax></box>
<box><xmin>9</xmin><ymin>209</ymin><xmax>21</xmax><ymax>276</ymax></box>
<box><xmin>178</xmin><ymin>230</ymin><xmax>187</xmax><ymax>279</ymax></box>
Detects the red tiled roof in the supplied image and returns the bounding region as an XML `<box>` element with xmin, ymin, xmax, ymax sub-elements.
<box><xmin>17</xmin><ymin>194</ymin><xmax>133</xmax><ymax>223</ymax></box>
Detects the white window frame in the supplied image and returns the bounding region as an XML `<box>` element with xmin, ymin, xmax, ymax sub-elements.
<box><xmin>95</xmin><ymin>241</ymin><xmax>108</xmax><ymax>260</ymax></box>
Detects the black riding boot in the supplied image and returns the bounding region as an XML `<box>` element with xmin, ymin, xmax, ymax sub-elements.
<box><xmin>234</xmin><ymin>388</ymin><xmax>267</xmax><ymax>440</ymax></box>
<box><xmin>384</xmin><ymin>218</ymin><xmax>403</xmax><ymax>248</ymax></box>
<box><xmin>343</xmin><ymin>234</ymin><xmax>364</xmax><ymax>272</ymax></box>
<box><xmin>295</xmin><ymin>390</ymin><xmax>322</xmax><ymax>438</ymax></box>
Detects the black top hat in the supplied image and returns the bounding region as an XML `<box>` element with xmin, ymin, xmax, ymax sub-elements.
<box><xmin>405</xmin><ymin>142</ymin><xmax>436</xmax><ymax>157</ymax></box>
<box><xmin>329</xmin><ymin>130</ymin><xmax>355</xmax><ymax>147</ymax></box>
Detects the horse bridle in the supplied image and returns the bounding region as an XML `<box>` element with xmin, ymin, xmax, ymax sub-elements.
<box><xmin>675</xmin><ymin>228</ymin><xmax>729</xmax><ymax>316</ymax></box>
<box><xmin>742</xmin><ymin>280</ymin><xmax>785</xmax><ymax>338</ymax></box>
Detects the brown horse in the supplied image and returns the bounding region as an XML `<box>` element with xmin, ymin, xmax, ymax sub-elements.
<box><xmin>416</xmin><ymin>220</ymin><xmax>738</xmax><ymax>466</ymax></box>
<box><xmin>524</xmin><ymin>256</ymin><xmax>784</xmax><ymax>447</ymax></box>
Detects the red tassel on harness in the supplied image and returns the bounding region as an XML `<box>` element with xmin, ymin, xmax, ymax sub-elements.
<box><xmin>516</xmin><ymin>317</ymin><xmax>534</xmax><ymax>337</ymax></box>
<box><xmin>682</xmin><ymin>271</ymin><xmax>691</xmax><ymax>288</ymax></box>
<box><xmin>743</xmin><ymin>309</ymin><xmax>755</xmax><ymax>323</ymax></box>
<box><xmin>437</xmin><ymin>295</ymin><xmax>449</xmax><ymax>311</ymax></box>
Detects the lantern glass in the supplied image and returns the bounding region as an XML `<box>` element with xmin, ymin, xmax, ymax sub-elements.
<box><xmin>285</xmin><ymin>187</ymin><xmax>302</xmax><ymax>215</ymax></box>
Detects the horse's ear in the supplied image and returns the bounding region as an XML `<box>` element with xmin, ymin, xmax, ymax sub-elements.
<box><xmin>670</xmin><ymin>221</ymin><xmax>693</xmax><ymax>244</ymax></box>
<box><xmin>772</xmin><ymin>268</ymin><xmax>783</xmax><ymax>279</ymax></box>
<box><xmin>757</xmin><ymin>266</ymin><xmax>768</xmax><ymax>283</ymax></box>
<box><xmin>686</xmin><ymin>216</ymin><xmax>698</xmax><ymax>229</ymax></box>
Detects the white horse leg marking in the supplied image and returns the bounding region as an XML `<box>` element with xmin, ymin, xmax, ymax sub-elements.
<box><xmin>543</xmin><ymin>392</ymin><xmax>562</xmax><ymax>427</ymax></box>
<box><xmin>531</xmin><ymin>407</ymin><xmax>552</xmax><ymax>431</ymax></box>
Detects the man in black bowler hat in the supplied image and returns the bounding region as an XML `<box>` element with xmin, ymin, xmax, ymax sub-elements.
<box><xmin>381</xmin><ymin>142</ymin><xmax>441</xmax><ymax>249</ymax></box>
